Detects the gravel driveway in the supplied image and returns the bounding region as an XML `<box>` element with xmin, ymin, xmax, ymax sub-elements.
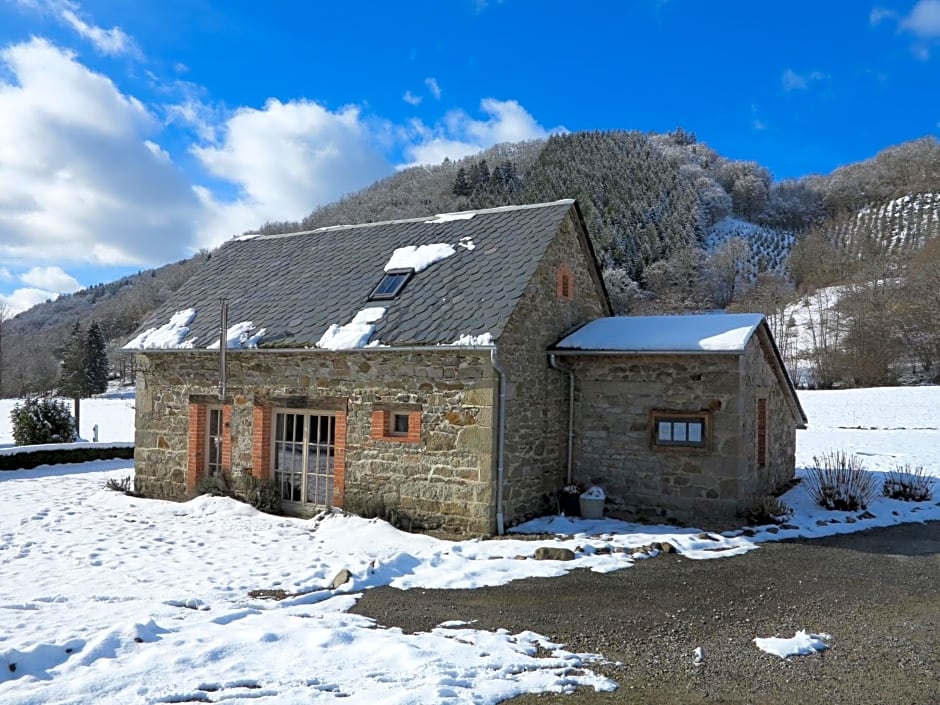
<box><xmin>351</xmin><ymin>521</ymin><xmax>940</xmax><ymax>704</ymax></box>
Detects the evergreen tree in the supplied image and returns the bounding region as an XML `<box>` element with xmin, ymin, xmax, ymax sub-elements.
<box><xmin>85</xmin><ymin>321</ymin><xmax>109</xmax><ymax>395</ymax></box>
<box><xmin>452</xmin><ymin>167</ymin><xmax>472</xmax><ymax>198</ymax></box>
<box><xmin>58</xmin><ymin>322</ymin><xmax>86</xmax><ymax>433</ymax></box>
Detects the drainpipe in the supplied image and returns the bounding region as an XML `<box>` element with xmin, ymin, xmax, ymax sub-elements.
<box><xmin>490</xmin><ymin>348</ymin><xmax>507</xmax><ymax>535</ymax></box>
<box><xmin>218</xmin><ymin>298</ymin><xmax>228</xmax><ymax>401</ymax></box>
<box><xmin>549</xmin><ymin>354</ymin><xmax>575</xmax><ymax>485</ymax></box>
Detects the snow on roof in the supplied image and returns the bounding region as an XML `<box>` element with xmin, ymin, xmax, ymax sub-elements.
<box><xmin>316</xmin><ymin>307</ymin><xmax>386</xmax><ymax>350</ymax></box>
<box><xmin>384</xmin><ymin>243</ymin><xmax>457</xmax><ymax>272</ymax></box>
<box><xmin>123</xmin><ymin>308</ymin><xmax>197</xmax><ymax>349</ymax></box>
<box><xmin>440</xmin><ymin>332</ymin><xmax>494</xmax><ymax>346</ymax></box>
<box><xmin>425</xmin><ymin>211</ymin><xmax>475</xmax><ymax>224</ymax></box>
<box><xmin>208</xmin><ymin>321</ymin><xmax>266</xmax><ymax>350</ymax></box>
<box><xmin>555</xmin><ymin>314</ymin><xmax>765</xmax><ymax>353</ymax></box>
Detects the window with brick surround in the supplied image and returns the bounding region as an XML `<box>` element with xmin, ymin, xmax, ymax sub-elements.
<box><xmin>206</xmin><ymin>406</ymin><xmax>224</xmax><ymax>478</ymax></box>
<box><xmin>371</xmin><ymin>408</ymin><xmax>422</xmax><ymax>443</ymax></box>
<box><xmin>187</xmin><ymin>401</ymin><xmax>230</xmax><ymax>492</ymax></box>
<box><xmin>651</xmin><ymin>411</ymin><xmax>709</xmax><ymax>449</ymax></box>
<box><xmin>556</xmin><ymin>264</ymin><xmax>574</xmax><ymax>301</ymax></box>
<box><xmin>757</xmin><ymin>397</ymin><xmax>768</xmax><ymax>467</ymax></box>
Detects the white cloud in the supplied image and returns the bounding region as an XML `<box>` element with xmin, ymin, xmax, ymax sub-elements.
<box><xmin>901</xmin><ymin>0</ymin><xmax>940</xmax><ymax>37</ymax></box>
<box><xmin>0</xmin><ymin>287</ymin><xmax>59</xmax><ymax>316</ymax></box>
<box><xmin>59</xmin><ymin>6</ymin><xmax>138</xmax><ymax>57</ymax></box>
<box><xmin>191</xmin><ymin>99</ymin><xmax>393</xmax><ymax>248</ymax></box>
<box><xmin>12</xmin><ymin>0</ymin><xmax>139</xmax><ymax>57</ymax></box>
<box><xmin>870</xmin><ymin>6</ymin><xmax>897</xmax><ymax>25</ymax></box>
<box><xmin>425</xmin><ymin>77</ymin><xmax>442</xmax><ymax>100</ymax></box>
<box><xmin>402</xmin><ymin>90</ymin><xmax>422</xmax><ymax>106</ymax></box>
<box><xmin>0</xmin><ymin>38</ymin><xmax>201</xmax><ymax>268</ymax></box>
<box><xmin>0</xmin><ymin>268</ymin><xmax>12</xmax><ymax>283</ymax></box>
<box><xmin>20</xmin><ymin>265</ymin><xmax>81</xmax><ymax>292</ymax></box>
<box><xmin>782</xmin><ymin>69</ymin><xmax>827</xmax><ymax>91</ymax></box>
<box><xmin>404</xmin><ymin>98</ymin><xmax>562</xmax><ymax>166</ymax></box>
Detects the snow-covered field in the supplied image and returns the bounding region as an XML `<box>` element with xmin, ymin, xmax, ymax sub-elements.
<box><xmin>0</xmin><ymin>387</ymin><xmax>938</xmax><ymax>704</ymax></box>
<box><xmin>0</xmin><ymin>390</ymin><xmax>135</xmax><ymax>448</ymax></box>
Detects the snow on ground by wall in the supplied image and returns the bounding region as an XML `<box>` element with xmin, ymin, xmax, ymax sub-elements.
<box><xmin>0</xmin><ymin>386</ymin><xmax>938</xmax><ymax>702</ymax></box>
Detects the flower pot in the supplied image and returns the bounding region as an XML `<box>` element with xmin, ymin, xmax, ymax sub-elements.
<box><xmin>579</xmin><ymin>495</ymin><xmax>605</xmax><ymax>519</ymax></box>
<box><xmin>559</xmin><ymin>492</ymin><xmax>581</xmax><ymax>517</ymax></box>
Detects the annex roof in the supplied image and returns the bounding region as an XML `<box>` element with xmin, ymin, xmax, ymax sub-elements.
<box><xmin>552</xmin><ymin>313</ymin><xmax>808</xmax><ymax>428</ymax></box>
<box><xmin>127</xmin><ymin>200</ymin><xmax>599</xmax><ymax>350</ymax></box>
<box><xmin>553</xmin><ymin>314</ymin><xmax>765</xmax><ymax>353</ymax></box>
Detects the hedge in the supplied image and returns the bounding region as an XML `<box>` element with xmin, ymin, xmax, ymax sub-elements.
<box><xmin>0</xmin><ymin>444</ymin><xmax>134</xmax><ymax>471</ymax></box>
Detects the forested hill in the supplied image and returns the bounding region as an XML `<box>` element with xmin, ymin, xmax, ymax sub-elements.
<box><xmin>3</xmin><ymin>132</ymin><xmax>940</xmax><ymax>396</ymax></box>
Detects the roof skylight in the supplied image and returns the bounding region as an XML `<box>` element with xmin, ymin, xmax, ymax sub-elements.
<box><xmin>369</xmin><ymin>269</ymin><xmax>413</xmax><ymax>300</ymax></box>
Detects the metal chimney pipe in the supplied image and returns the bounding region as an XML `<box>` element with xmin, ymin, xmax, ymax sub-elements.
<box><xmin>218</xmin><ymin>298</ymin><xmax>228</xmax><ymax>401</ymax></box>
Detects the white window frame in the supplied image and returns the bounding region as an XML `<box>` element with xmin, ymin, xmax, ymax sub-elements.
<box><xmin>651</xmin><ymin>412</ymin><xmax>708</xmax><ymax>449</ymax></box>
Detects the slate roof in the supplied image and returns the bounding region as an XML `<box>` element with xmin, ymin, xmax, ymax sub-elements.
<box><xmin>129</xmin><ymin>199</ymin><xmax>596</xmax><ymax>350</ymax></box>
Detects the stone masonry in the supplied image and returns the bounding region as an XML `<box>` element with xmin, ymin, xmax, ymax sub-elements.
<box><xmin>566</xmin><ymin>333</ymin><xmax>798</xmax><ymax>525</ymax></box>
<box><xmin>134</xmin><ymin>349</ymin><xmax>498</xmax><ymax>535</ymax></box>
<box><xmin>495</xmin><ymin>212</ymin><xmax>610</xmax><ymax>527</ymax></box>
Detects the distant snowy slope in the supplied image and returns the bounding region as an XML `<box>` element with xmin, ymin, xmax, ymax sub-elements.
<box><xmin>831</xmin><ymin>192</ymin><xmax>940</xmax><ymax>255</ymax></box>
<box><xmin>706</xmin><ymin>217</ymin><xmax>794</xmax><ymax>274</ymax></box>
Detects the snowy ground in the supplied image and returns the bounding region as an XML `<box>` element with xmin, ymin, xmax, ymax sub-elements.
<box><xmin>0</xmin><ymin>387</ymin><xmax>938</xmax><ymax>703</ymax></box>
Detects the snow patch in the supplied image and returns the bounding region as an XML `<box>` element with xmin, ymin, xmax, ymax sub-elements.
<box><xmin>384</xmin><ymin>243</ymin><xmax>456</xmax><ymax>272</ymax></box>
<box><xmin>424</xmin><ymin>212</ymin><xmax>476</xmax><ymax>224</ymax></box>
<box><xmin>123</xmin><ymin>309</ymin><xmax>196</xmax><ymax>350</ymax></box>
<box><xmin>457</xmin><ymin>236</ymin><xmax>476</xmax><ymax>250</ymax></box>
<box><xmin>316</xmin><ymin>307</ymin><xmax>386</xmax><ymax>350</ymax></box>
<box><xmin>208</xmin><ymin>321</ymin><xmax>266</xmax><ymax>349</ymax></box>
<box><xmin>754</xmin><ymin>630</ymin><xmax>830</xmax><ymax>658</ymax></box>
<box><xmin>441</xmin><ymin>333</ymin><xmax>494</xmax><ymax>346</ymax></box>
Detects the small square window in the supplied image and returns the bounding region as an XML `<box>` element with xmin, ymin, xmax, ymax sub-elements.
<box><xmin>370</xmin><ymin>269</ymin><xmax>413</xmax><ymax>300</ymax></box>
<box><xmin>651</xmin><ymin>412</ymin><xmax>708</xmax><ymax>449</ymax></box>
<box><xmin>392</xmin><ymin>413</ymin><xmax>410</xmax><ymax>435</ymax></box>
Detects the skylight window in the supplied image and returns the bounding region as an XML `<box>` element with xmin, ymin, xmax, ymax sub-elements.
<box><xmin>370</xmin><ymin>269</ymin><xmax>413</xmax><ymax>300</ymax></box>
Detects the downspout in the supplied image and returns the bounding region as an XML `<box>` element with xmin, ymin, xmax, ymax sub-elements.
<box><xmin>490</xmin><ymin>348</ymin><xmax>507</xmax><ymax>535</ymax></box>
<box><xmin>549</xmin><ymin>354</ymin><xmax>575</xmax><ymax>485</ymax></box>
<box><xmin>218</xmin><ymin>297</ymin><xmax>228</xmax><ymax>401</ymax></box>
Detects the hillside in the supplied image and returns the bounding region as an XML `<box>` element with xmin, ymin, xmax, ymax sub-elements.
<box><xmin>3</xmin><ymin>133</ymin><xmax>940</xmax><ymax>396</ymax></box>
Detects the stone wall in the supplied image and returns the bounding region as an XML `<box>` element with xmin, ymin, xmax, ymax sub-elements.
<box><xmin>738</xmin><ymin>330</ymin><xmax>799</xmax><ymax>498</ymax></box>
<box><xmin>134</xmin><ymin>349</ymin><xmax>498</xmax><ymax>535</ymax></box>
<box><xmin>567</xmin><ymin>353</ymin><xmax>744</xmax><ymax>524</ymax></box>
<box><xmin>497</xmin><ymin>212</ymin><xmax>609</xmax><ymax>527</ymax></box>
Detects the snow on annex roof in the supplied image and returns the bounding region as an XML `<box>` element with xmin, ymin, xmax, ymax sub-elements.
<box><xmin>554</xmin><ymin>314</ymin><xmax>766</xmax><ymax>353</ymax></box>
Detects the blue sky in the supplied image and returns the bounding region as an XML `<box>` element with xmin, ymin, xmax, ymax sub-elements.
<box><xmin>1</xmin><ymin>0</ymin><xmax>938</xmax><ymax>316</ymax></box>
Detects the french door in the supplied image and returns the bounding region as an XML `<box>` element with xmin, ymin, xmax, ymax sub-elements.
<box><xmin>272</xmin><ymin>411</ymin><xmax>336</xmax><ymax>507</ymax></box>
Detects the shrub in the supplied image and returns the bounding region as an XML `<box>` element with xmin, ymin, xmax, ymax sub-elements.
<box><xmin>105</xmin><ymin>475</ymin><xmax>141</xmax><ymax>497</ymax></box>
<box><xmin>803</xmin><ymin>450</ymin><xmax>879</xmax><ymax>511</ymax></box>
<box><xmin>883</xmin><ymin>464</ymin><xmax>935</xmax><ymax>502</ymax></box>
<box><xmin>10</xmin><ymin>397</ymin><xmax>77</xmax><ymax>446</ymax></box>
<box><xmin>739</xmin><ymin>494</ymin><xmax>793</xmax><ymax>525</ymax></box>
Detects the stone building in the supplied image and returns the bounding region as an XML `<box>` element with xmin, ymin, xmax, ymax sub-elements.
<box><xmin>127</xmin><ymin>199</ymin><xmax>806</xmax><ymax>534</ymax></box>
<box><xmin>551</xmin><ymin>315</ymin><xmax>807</xmax><ymax>524</ymax></box>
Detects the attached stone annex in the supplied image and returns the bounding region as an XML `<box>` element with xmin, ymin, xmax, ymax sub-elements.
<box><xmin>127</xmin><ymin>200</ymin><xmax>807</xmax><ymax>535</ymax></box>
